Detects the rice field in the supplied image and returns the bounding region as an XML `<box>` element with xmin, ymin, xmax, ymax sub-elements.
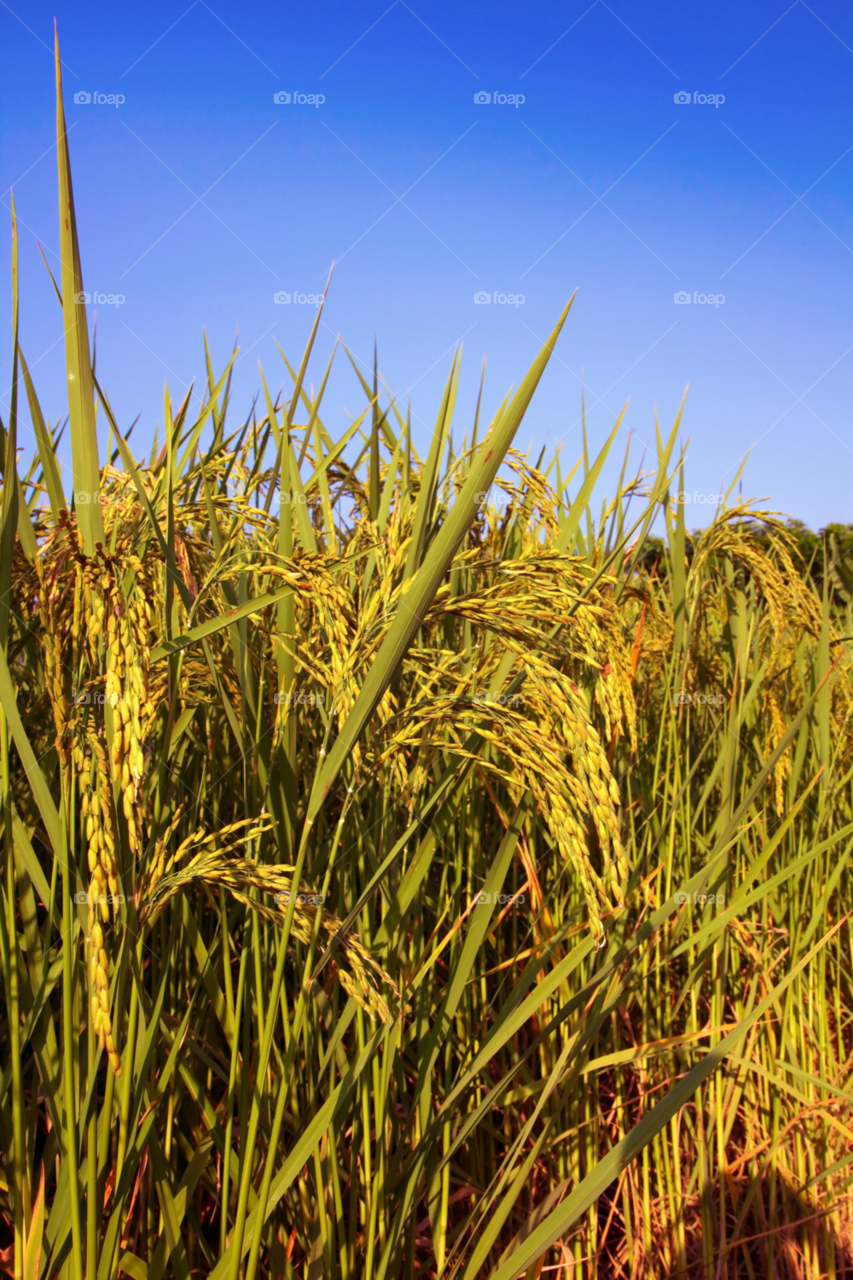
<box><xmin>0</xmin><ymin>36</ymin><xmax>851</xmax><ymax>1280</ymax></box>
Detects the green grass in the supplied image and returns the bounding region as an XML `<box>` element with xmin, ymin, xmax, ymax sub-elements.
<box><xmin>0</xmin><ymin>35</ymin><xmax>850</xmax><ymax>1280</ymax></box>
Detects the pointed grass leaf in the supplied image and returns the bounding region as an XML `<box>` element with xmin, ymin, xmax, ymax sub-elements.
<box><xmin>55</xmin><ymin>28</ymin><xmax>103</xmax><ymax>554</ymax></box>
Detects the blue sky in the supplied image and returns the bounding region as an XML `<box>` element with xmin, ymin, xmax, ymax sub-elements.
<box><xmin>1</xmin><ymin>0</ymin><xmax>851</xmax><ymax>526</ymax></box>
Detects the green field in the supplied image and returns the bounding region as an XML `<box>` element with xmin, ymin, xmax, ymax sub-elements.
<box><xmin>0</xmin><ymin>39</ymin><xmax>851</xmax><ymax>1280</ymax></box>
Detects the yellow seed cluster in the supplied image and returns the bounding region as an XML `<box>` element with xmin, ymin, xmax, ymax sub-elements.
<box><xmin>71</xmin><ymin>563</ymin><xmax>83</xmax><ymax>643</ymax></box>
<box><xmin>764</xmin><ymin>689</ymin><xmax>790</xmax><ymax>814</ymax></box>
<box><xmin>78</xmin><ymin>735</ymin><xmax>122</xmax><ymax>1074</ymax></box>
<box><xmin>86</xmin><ymin>592</ymin><xmax>106</xmax><ymax>648</ymax></box>
<box><xmin>140</xmin><ymin>815</ymin><xmax>276</xmax><ymax>903</ymax></box>
<box><xmin>139</xmin><ymin>835</ymin><xmax>395</xmax><ymax>1023</ymax></box>
<box><xmin>102</xmin><ymin>559</ymin><xmax>155</xmax><ymax>858</ymax></box>
<box><xmin>377</xmin><ymin>540</ymin><xmax>636</xmax><ymax>920</ymax></box>
<box><xmin>82</xmin><ymin>733</ymin><xmax>121</xmax><ymax>903</ymax></box>
<box><xmin>61</xmin><ymin>535</ymin><xmax>157</xmax><ymax>1077</ymax></box>
<box><xmin>376</xmin><ymin>665</ymin><xmax>629</xmax><ymax>943</ymax></box>
<box><xmin>33</xmin><ymin>556</ymin><xmax>69</xmax><ymax>749</ymax></box>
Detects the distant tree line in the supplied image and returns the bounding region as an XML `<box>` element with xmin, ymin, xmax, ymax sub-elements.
<box><xmin>635</xmin><ymin>520</ymin><xmax>853</xmax><ymax>605</ymax></box>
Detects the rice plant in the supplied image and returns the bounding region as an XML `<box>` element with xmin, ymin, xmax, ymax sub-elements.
<box><xmin>0</xmin><ymin>34</ymin><xmax>850</xmax><ymax>1280</ymax></box>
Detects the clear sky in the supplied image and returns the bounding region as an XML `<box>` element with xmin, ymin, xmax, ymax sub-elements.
<box><xmin>1</xmin><ymin>0</ymin><xmax>851</xmax><ymax>527</ymax></box>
